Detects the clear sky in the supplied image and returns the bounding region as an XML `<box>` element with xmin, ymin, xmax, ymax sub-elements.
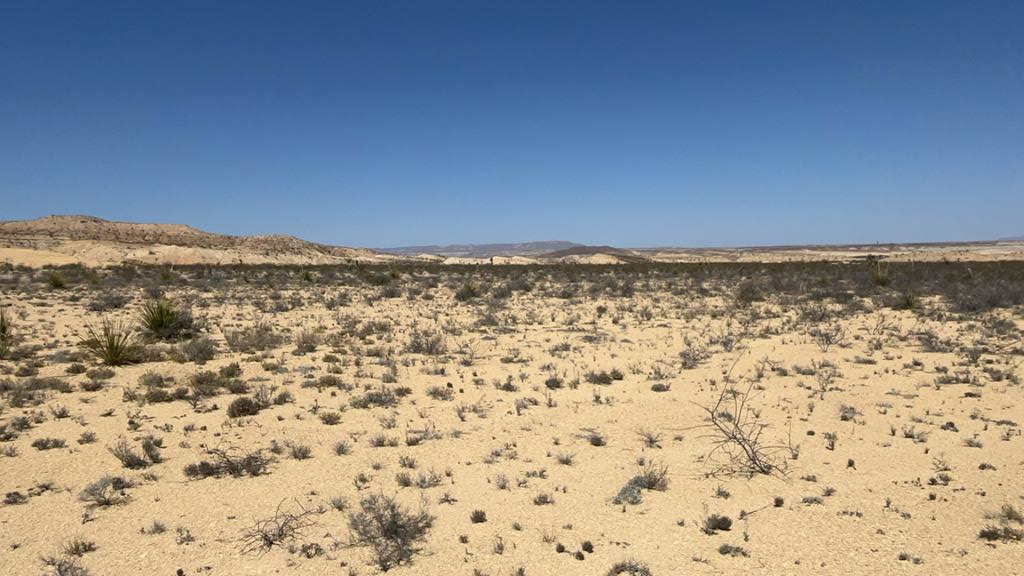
<box><xmin>2</xmin><ymin>1</ymin><xmax>1021</xmax><ymax>248</ymax></box>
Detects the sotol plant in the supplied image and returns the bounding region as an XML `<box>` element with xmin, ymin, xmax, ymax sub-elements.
<box><xmin>0</xmin><ymin>304</ymin><xmax>13</xmax><ymax>359</ymax></box>
<box><xmin>80</xmin><ymin>318</ymin><xmax>140</xmax><ymax>366</ymax></box>
<box><xmin>139</xmin><ymin>299</ymin><xmax>194</xmax><ymax>340</ymax></box>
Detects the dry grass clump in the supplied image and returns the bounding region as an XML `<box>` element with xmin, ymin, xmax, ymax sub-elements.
<box><xmin>183</xmin><ymin>446</ymin><xmax>271</xmax><ymax>479</ymax></box>
<box><xmin>240</xmin><ymin>500</ymin><xmax>319</xmax><ymax>554</ymax></box>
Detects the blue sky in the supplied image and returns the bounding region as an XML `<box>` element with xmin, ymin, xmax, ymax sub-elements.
<box><xmin>2</xmin><ymin>1</ymin><xmax>1021</xmax><ymax>248</ymax></box>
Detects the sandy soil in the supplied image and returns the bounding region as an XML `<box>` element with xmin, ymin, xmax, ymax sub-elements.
<box><xmin>1</xmin><ymin>264</ymin><xmax>1022</xmax><ymax>575</ymax></box>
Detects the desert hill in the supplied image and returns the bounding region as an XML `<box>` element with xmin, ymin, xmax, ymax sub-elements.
<box><xmin>384</xmin><ymin>240</ymin><xmax>582</xmax><ymax>258</ymax></box>
<box><xmin>3</xmin><ymin>215</ymin><xmax>1024</xmax><ymax>268</ymax></box>
<box><xmin>0</xmin><ymin>215</ymin><xmax>392</xmax><ymax>267</ymax></box>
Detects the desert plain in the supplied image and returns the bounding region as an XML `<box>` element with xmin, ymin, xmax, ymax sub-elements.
<box><xmin>1</xmin><ymin>234</ymin><xmax>1024</xmax><ymax>575</ymax></box>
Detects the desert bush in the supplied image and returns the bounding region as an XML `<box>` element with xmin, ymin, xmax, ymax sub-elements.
<box><xmin>293</xmin><ymin>329</ymin><xmax>319</xmax><ymax>355</ymax></box>
<box><xmin>979</xmin><ymin>504</ymin><xmax>1024</xmax><ymax>542</ymax></box>
<box><xmin>607</xmin><ymin>560</ymin><xmax>653</xmax><ymax>576</ymax></box>
<box><xmin>979</xmin><ymin>525</ymin><xmax>1024</xmax><ymax>542</ymax></box>
<box><xmin>810</xmin><ymin>322</ymin><xmax>846</xmax><ymax>353</ymax></box>
<box><xmin>286</xmin><ymin>441</ymin><xmax>312</xmax><ymax>460</ymax></box>
<box><xmin>219</xmin><ymin>362</ymin><xmax>243</xmax><ymax>378</ymax></box>
<box><xmin>178</xmin><ymin>337</ymin><xmax>216</xmax><ymax>364</ymax></box>
<box><xmin>141</xmin><ymin>436</ymin><xmax>163</xmax><ymax>463</ymax></box>
<box><xmin>426</xmin><ymin>385</ymin><xmax>454</xmax><ymax>401</ymax></box>
<box><xmin>718</xmin><ymin>543</ymin><xmax>749</xmax><ymax>557</ymax></box>
<box><xmin>88</xmin><ymin>291</ymin><xmax>130</xmax><ymax>312</ymax></box>
<box><xmin>533</xmin><ymin>492</ymin><xmax>555</xmax><ymax>505</ymax></box>
<box><xmin>109</xmin><ymin>437</ymin><xmax>150</xmax><ymax>469</ymax></box>
<box><xmin>184</xmin><ymin>446</ymin><xmax>270</xmax><ymax>479</ymax></box>
<box><xmin>79</xmin><ymin>475</ymin><xmax>132</xmax><ymax>506</ymax></box>
<box><xmin>612</xmin><ymin>461</ymin><xmax>669</xmax><ymax>505</ymax></box>
<box><xmin>32</xmin><ymin>437</ymin><xmax>66</xmax><ymax>451</ymax></box>
<box><xmin>86</xmin><ymin>367</ymin><xmax>115</xmax><ymax>380</ymax></box>
<box><xmin>733</xmin><ymin>279</ymin><xmax>764</xmax><ymax>307</ymax></box>
<box><xmin>80</xmin><ymin>319</ymin><xmax>140</xmax><ymax>366</ymax></box>
<box><xmin>227</xmin><ymin>396</ymin><xmax>261</xmax><ymax>418</ymax></box>
<box><xmin>347</xmin><ymin>494</ymin><xmax>435</xmax><ymax>571</ymax></box>
<box><xmin>141</xmin><ymin>520</ymin><xmax>167</xmax><ymax>535</ymax></box>
<box><xmin>61</xmin><ymin>537</ymin><xmax>96</xmax><ymax>557</ymax></box>
<box><xmin>701</xmin><ymin>512</ymin><xmax>733</xmax><ymax>534</ymax></box>
<box><xmin>697</xmin><ymin>381</ymin><xmax>788</xmax><ymax>476</ymax></box>
<box><xmin>868</xmin><ymin>258</ymin><xmax>891</xmax><ymax>287</ymax></box>
<box><xmin>0</xmin><ymin>305</ymin><xmax>14</xmax><ymax>359</ymax></box>
<box><xmin>46</xmin><ymin>270</ymin><xmax>66</xmax><ymax>289</ymax></box>
<box><xmin>319</xmin><ymin>411</ymin><xmax>342</xmax><ymax>425</ymax></box>
<box><xmin>224</xmin><ymin>319</ymin><xmax>282</xmax><ymax>353</ymax></box>
<box><xmin>240</xmin><ymin>500</ymin><xmax>319</xmax><ymax>554</ymax></box>
<box><xmin>585</xmin><ymin>371</ymin><xmax>614</xmax><ymax>385</ymax></box>
<box><xmin>454</xmin><ymin>282</ymin><xmax>481</xmax><ymax>302</ymax></box>
<box><xmin>40</xmin><ymin>555</ymin><xmax>90</xmax><ymax>576</ymax></box>
<box><xmin>405</xmin><ymin>328</ymin><xmax>446</xmax><ymax>355</ymax></box>
<box><xmin>351</xmin><ymin>387</ymin><xmax>400</xmax><ymax>409</ymax></box>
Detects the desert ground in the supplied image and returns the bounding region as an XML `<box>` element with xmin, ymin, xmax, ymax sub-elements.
<box><xmin>1</xmin><ymin>260</ymin><xmax>1023</xmax><ymax>575</ymax></box>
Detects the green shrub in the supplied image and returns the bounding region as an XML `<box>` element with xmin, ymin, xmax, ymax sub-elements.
<box><xmin>454</xmin><ymin>282</ymin><xmax>481</xmax><ymax>302</ymax></box>
<box><xmin>225</xmin><ymin>319</ymin><xmax>282</xmax><ymax>352</ymax></box>
<box><xmin>227</xmin><ymin>396</ymin><xmax>261</xmax><ymax>418</ymax></box>
<box><xmin>46</xmin><ymin>270</ymin><xmax>66</xmax><ymax>289</ymax></box>
<box><xmin>178</xmin><ymin>337</ymin><xmax>216</xmax><ymax>363</ymax></box>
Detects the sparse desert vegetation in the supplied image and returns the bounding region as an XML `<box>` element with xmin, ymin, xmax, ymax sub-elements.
<box><xmin>1</xmin><ymin>260</ymin><xmax>1023</xmax><ymax>574</ymax></box>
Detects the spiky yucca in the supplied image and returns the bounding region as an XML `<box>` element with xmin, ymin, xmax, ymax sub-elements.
<box><xmin>81</xmin><ymin>318</ymin><xmax>140</xmax><ymax>366</ymax></box>
<box><xmin>0</xmin><ymin>305</ymin><xmax>13</xmax><ymax>359</ymax></box>
<box><xmin>139</xmin><ymin>299</ymin><xmax>193</xmax><ymax>340</ymax></box>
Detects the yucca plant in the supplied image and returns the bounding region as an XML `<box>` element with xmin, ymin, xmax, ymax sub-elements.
<box><xmin>139</xmin><ymin>298</ymin><xmax>193</xmax><ymax>340</ymax></box>
<box><xmin>81</xmin><ymin>318</ymin><xmax>140</xmax><ymax>366</ymax></box>
<box><xmin>0</xmin><ymin>305</ymin><xmax>13</xmax><ymax>359</ymax></box>
<box><xmin>869</xmin><ymin>258</ymin><xmax>891</xmax><ymax>287</ymax></box>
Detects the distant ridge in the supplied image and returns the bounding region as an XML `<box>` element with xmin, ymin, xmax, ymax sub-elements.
<box><xmin>540</xmin><ymin>245</ymin><xmax>650</xmax><ymax>264</ymax></box>
<box><xmin>2</xmin><ymin>215</ymin><xmax>1022</xmax><ymax>267</ymax></box>
<box><xmin>0</xmin><ymin>215</ymin><xmax>390</xmax><ymax>266</ymax></box>
<box><xmin>384</xmin><ymin>241</ymin><xmax>582</xmax><ymax>258</ymax></box>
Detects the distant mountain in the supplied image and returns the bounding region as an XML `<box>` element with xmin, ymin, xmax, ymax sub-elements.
<box><xmin>383</xmin><ymin>241</ymin><xmax>583</xmax><ymax>258</ymax></box>
<box><xmin>999</xmin><ymin>235</ymin><xmax>1024</xmax><ymax>241</ymax></box>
